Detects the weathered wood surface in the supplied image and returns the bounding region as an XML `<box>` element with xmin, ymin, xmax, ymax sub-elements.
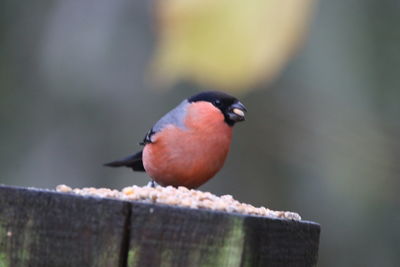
<box><xmin>0</xmin><ymin>185</ymin><xmax>320</xmax><ymax>267</ymax></box>
<box><xmin>0</xmin><ymin>185</ymin><xmax>130</xmax><ymax>267</ymax></box>
<box><xmin>127</xmin><ymin>204</ymin><xmax>320</xmax><ymax>267</ymax></box>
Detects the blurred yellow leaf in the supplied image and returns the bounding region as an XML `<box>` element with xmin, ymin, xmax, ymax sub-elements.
<box><xmin>150</xmin><ymin>0</ymin><xmax>316</xmax><ymax>92</ymax></box>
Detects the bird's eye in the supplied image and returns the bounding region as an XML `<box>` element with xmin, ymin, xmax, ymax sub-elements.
<box><xmin>213</xmin><ymin>100</ymin><xmax>221</xmax><ymax>107</ymax></box>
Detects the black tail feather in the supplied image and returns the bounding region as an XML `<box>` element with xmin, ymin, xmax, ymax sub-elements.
<box><xmin>103</xmin><ymin>150</ymin><xmax>145</xmax><ymax>171</ymax></box>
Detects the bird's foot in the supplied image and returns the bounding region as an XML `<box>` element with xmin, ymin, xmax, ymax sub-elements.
<box><xmin>146</xmin><ymin>180</ymin><xmax>160</xmax><ymax>188</ymax></box>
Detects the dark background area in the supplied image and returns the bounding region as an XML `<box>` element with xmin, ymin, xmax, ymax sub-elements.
<box><xmin>1</xmin><ymin>0</ymin><xmax>399</xmax><ymax>266</ymax></box>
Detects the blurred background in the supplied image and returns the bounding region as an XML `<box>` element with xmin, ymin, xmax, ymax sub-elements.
<box><xmin>1</xmin><ymin>0</ymin><xmax>399</xmax><ymax>266</ymax></box>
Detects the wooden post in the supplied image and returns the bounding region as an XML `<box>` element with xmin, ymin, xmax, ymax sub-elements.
<box><xmin>0</xmin><ymin>185</ymin><xmax>320</xmax><ymax>266</ymax></box>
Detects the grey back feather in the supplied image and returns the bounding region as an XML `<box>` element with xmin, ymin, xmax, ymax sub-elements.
<box><xmin>141</xmin><ymin>100</ymin><xmax>189</xmax><ymax>144</ymax></box>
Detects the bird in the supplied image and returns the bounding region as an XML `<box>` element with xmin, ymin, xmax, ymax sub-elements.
<box><xmin>104</xmin><ymin>91</ymin><xmax>246</xmax><ymax>189</ymax></box>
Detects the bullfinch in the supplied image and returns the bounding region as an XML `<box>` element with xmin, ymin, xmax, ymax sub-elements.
<box><xmin>104</xmin><ymin>91</ymin><xmax>246</xmax><ymax>189</ymax></box>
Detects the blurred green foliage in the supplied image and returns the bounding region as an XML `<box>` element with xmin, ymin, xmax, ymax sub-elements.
<box><xmin>151</xmin><ymin>0</ymin><xmax>315</xmax><ymax>91</ymax></box>
<box><xmin>1</xmin><ymin>0</ymin><xmax>399</xmax><ymax>266</ymax></box>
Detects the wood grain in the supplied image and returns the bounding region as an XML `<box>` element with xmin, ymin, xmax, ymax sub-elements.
<box><xmin>0</xmin><ymin>185</ymin><xmax>320</xmax><ymax>267</ymax></box>
<box><xmin>0</xmin><ymin>185</ymin><xmax>130</xmax><ymax>267</ymax></box>
<box><xmin>126</xmin><ymin>203</ymin><xmax>320</xmax><ymax>267</ymax></box>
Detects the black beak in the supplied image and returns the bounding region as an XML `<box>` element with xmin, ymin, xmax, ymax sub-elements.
<box><xmin>228</xmin><ymin>101</ymin><xmax>246</xmax><ymax>122</ymax></box>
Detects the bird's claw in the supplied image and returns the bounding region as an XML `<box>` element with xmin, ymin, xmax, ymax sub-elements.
<box><xmin>146</xmin><ymin>180</ymin><xmax>160</xmax><ymax>188</ymax></box>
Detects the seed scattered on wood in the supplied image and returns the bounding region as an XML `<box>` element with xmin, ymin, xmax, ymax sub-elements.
<box><xmin>55</xmin><ymin>184</ymin><xmax>301</xmax><ymax>220</ymax></box>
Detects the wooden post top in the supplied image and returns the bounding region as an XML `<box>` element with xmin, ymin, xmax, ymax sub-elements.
<box><xmin>0</xmin><ymin>185</ymin><xmax>320</xmax><ymax>267</ymax></box>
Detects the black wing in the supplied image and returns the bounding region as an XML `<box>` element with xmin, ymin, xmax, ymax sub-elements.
<box><xmin>139</xmin><ymin>129</ymin><xmax>154</xmax><ymax>146</ymax></box>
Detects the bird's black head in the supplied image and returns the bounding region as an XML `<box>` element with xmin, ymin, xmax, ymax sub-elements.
<box><xmin>188</xmin><ymin>91</ymin><xmax>247</xmax><ymax>126</ymax></box>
